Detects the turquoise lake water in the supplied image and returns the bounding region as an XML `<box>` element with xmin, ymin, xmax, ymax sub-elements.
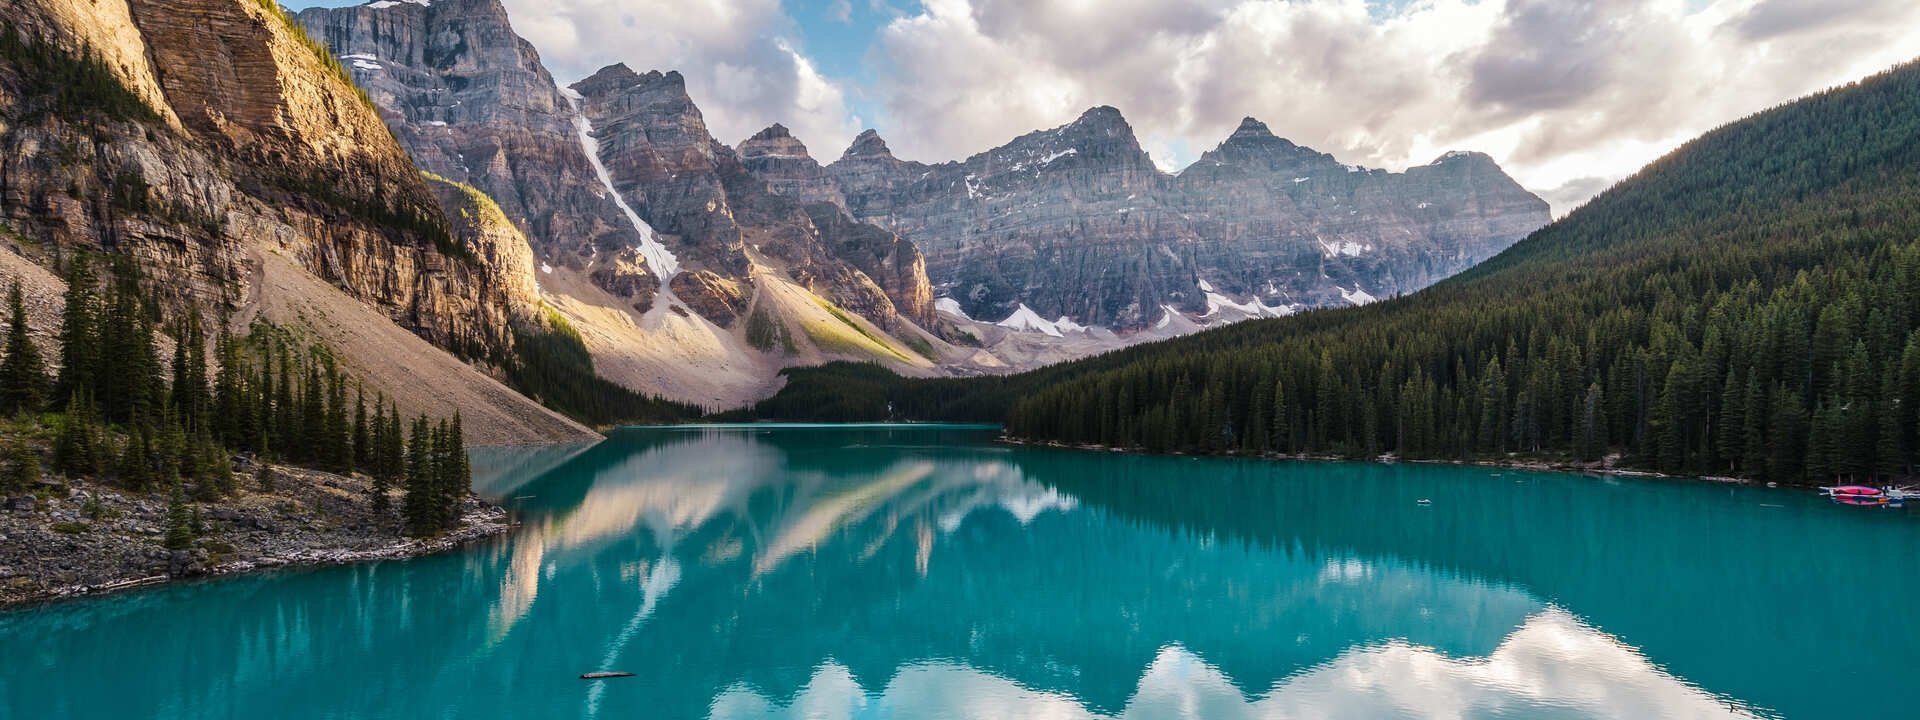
<box><xmin>3</xmin><ymin>424</ymin><xmax>1917</xmax><ymax>719</ymax></box>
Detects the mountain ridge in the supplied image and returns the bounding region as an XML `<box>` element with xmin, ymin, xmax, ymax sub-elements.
<box><xmin>742</xmin><ymin>102</ymin><xmax>1550</xmax><ymax>330</ymax></box>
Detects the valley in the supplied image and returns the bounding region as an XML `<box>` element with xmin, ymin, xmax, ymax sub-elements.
<box><xmin>1</xmin><ymin>1</ymin><xmax>1917</xmax><ymax>717</ymax></box>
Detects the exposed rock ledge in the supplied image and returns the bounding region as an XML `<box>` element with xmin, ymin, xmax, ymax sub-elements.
<box><xmin>0</xmin><ymin>465</ymin><xmax>511</xmax><ymax>607</ymax></box>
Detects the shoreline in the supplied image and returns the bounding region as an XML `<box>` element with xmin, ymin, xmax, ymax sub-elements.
<box><xmin>996</xmin><ymin>436</ymin><xmax>1798</xmax><ymax>489</ymax></box>
<box><xmin>7</xmin><ymin>507</ymin><xmax>512</xmax><ymax>609</ymax></box>
<box><xmin>1</xmin><ymin>465</ymin><xmax>515</xmax><ymax>610</ymax></box>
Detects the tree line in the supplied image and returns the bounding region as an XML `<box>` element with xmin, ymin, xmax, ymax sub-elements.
<box><xmin>1</xmin><ymin>253</ymin><xmax>474</xmax><ymax>538</ymax></box>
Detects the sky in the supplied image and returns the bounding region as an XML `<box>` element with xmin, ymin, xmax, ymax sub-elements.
<box><xmin>285</xmin><ymin>0</ymin><xmax>1920</xmax><ymax>215</ymax></box>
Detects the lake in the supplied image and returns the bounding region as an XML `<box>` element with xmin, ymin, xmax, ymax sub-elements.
<box><xmin>2</xmin><ymin>424</ymin><xmax>1916</xmax><ymax>719</ymax></box>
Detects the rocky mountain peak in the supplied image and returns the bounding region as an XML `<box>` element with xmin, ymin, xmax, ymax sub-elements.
<box><xmin>1228</xmin><ymin>117</ymin><xmax>1278</xmax><ymax>141</ymax></box>
<box><xmin>842</xmin><ymin>129</ymin><xmax>895</xmax><ymax>160</ymax></box>
<box><xmin>738</xmin><ymin>123</ymin><xmax>813</xmax><ymax>162</ymax></box>
<box><xmin>1208</xmin><ymin>116</ymin><xmax>1313</xmax><ymax>157</ymax></box>
<box><xmin>572</xmin><ymin>63</ymin><xmax>644</xmax><ymax>97</ymax></box>
<box><xmin>1425</xmin><ymin>150</ymin><xmax>1497</xmax><ymax>168</ymax></box>
<box><xmin>1064</xmin><ymin>105</ymin><xmax>1134</xmax><ymax>139</ymax></box>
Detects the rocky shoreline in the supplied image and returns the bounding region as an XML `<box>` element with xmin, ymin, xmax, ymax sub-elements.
<box><xmin>0</xmin><ymin>465</ymin><xmax>513</xmax><ymax>608</ymax></box>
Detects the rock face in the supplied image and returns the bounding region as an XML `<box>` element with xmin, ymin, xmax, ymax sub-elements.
<box><xmin>295</xmin><ymin>0</ymin><xmax>941</xmax><ymax>405</ymax></box>
<box><xmin>0</xmin><ymin>0</ymin><xmax>592</xmax><ymax>442</ymax></box>
<box><xmin>756</xmin><ymin>111</ymin><xmax>1551</xmax><ymax>329</ymax></box>
<box><xmin>296</xmin><ymin>0</ymin><xmax>933</xmax><ymax>336</ymax></box>
<box><xmin>295</xmin><ymin>0</ymin><xmax>658</xmax><ymax>311</ymax></box>
<box><xmin>738</xmin><ymin>124</ymin><xmax>846</xmax><ymax>210</ymax></box>
<box><xmin>568</xmin><ymin>65</ymin><xmax>933</xmax><ymax>330</ymax></box>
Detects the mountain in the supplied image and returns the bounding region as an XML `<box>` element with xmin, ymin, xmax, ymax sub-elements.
<box><xmin>565</xmin><ymin>64</ymin><xmax>933</xmax><ymax>331</ymax></box>
<box><xmin>747</xmin><ymin>59</ymin><xmax>1920</xmax><ymax>487</ymax></box>
<box><xmin>294</xmin><ymin>0</ymin><xmax>659</xmax><ymax>310</ymax></box>
<box><xmin>0</xmin><ymin>0</ymin><xmax>596</xmax><ymax>444</ymax></box>
<box><xmin>745</xmin><ymin>110</ymin><xmax>1551</xmax><ymax>330</ymax></box>
<box><xmin>296</xmin><ymin>0</ymin><xmax>953</xmax><ymax>407</ymax></box>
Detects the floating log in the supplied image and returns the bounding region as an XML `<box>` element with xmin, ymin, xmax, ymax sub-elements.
<box><xmin>579</xmin><ymin>672</ymin><xmax>635</xmax><ymax>680</ymax></box>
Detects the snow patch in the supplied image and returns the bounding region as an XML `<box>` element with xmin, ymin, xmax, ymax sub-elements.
<box><xmin>933</xmin><ymin>297</ymin><xmax>971</xmax><ymax>321</ymax></box>
<box><xmin>1052</xmin><ymin>316</ymin><xmax>1091</xmax><ymax>334</ymax></box>
<box><xmin>997</xmin><ymin>305</ymin><xmax>1063</xmax><ymax>337</ymax></box>
<box><xmin>1292</xmin><ymin>177</ymin><xmax>1310</xmax><ymax>183</ymax></box>
<box><xmin>1341</xmin><ymin>287</ymin><xmax>1378</xmax><ymax>306</ymax></box>
<box><xmin>566</xmin><ymin>95</ymin><xmax>679</xmax><ymax>278</ymax></box>
<box><xmin>1262</xmin><ymin>301</ymin><xmax>1301</xmax><ymax>317</ymax></box>
<box><xmin>1317</xmin><ymin>239</ymin><xmax>1371</xmax><ymax>258</ymax></box>
<box><xmin>1203</xmin><ymin>290</ymin><xmax>1262</xmax><ymax>318</ymax></box>
<box><xmin>540</xmin><ymin>263</ymin><xmax>554</xmax><ymax>275</ymax></box>
<box><xmin>1154</xmin><ymin>305</ymin><xmax>1183</xmax><ymax>330</ymax></box>
<box><xmin>366</xmin><ymin>0</ymin><xmax>431</xmax><ymax>9</ymax></box>
<box><xmin>1039</xmin><ymin>148</ymin><xmax>1078</xmax><ymax>165</ymax></box>
<box><xmin>1416</xmin><ymin>202</ymin><xmax>1432</xmax><ymax>209</ymax></box>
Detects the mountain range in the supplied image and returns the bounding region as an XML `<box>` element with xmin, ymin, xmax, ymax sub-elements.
<box><xmin>295</xmin><ymin>0</ymin><xmax>1548</xmax><ymax>402</ymax></box>
<box><xmin>1</xmin><ymin>0</ymin><xmax>1549</xmax><ymax>438</ymax></box>
<box><xmin>743</xmin><ymin>109</ymin><xmax>1548</xmax><ymax>329</ymax></box>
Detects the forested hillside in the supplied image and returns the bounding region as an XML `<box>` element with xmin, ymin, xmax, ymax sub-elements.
<box><xmin>749</xmin><ymin>60</ymin><xmax>1920</xmax><ymax>485</ymax></box>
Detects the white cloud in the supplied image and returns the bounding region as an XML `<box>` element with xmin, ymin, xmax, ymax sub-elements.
<box><xmin>869</xmin><ymin>0</ymin><xmax>1920</xmax><ymax>214</ymax></box>
<box><xmin>502</xmin><ymin>0</ymin><xmax>859</xmax><ymax>158</ymax></box>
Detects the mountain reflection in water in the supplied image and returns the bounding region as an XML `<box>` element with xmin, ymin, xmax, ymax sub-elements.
<box><xmin>5</xmin><ymin>425</ymin><xmax>1916</xmax><ymax>719</ymax></box>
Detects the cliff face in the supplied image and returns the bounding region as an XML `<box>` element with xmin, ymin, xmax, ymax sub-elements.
<box><xmin>294</xmin><ymin>0</ymin><xmax>657</xmax><ymax>312</ymax></box>
<box><xmin>0</xmin><ymin>0</ymin><xmax>592</xmax><ymax>442</ymax></box>
<box><xmin>755</xmin><ymin>112</ymin><xmax>1551</xmax><ymax>329</ymax></box>
<box><xmin>1167</xmin><ymin>119</ymin><xmax>1547</xmax><ymax>309</ymax></box>
<box><xmin>569</xmin><ymin>65</ymin><xmax>933</xmax><ymax>330</ymax></box>
<box><xmin>738</xmin><ymin>124</ymin><xmax>847</xmax><ymax>210</ymax></box>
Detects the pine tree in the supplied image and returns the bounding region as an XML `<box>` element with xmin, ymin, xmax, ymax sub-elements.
<box><xmin>53</xmin><ymin>254</ymin><xmax>99</xmax><ymax>405</ymax></box>
<box><xmin>1577</xmin><ymin>383</ymin><xmax>1607</xmax><ymax>461</ymax></box>
<box><xmin>368</xmin><ymin>400</ymin><xmax>391</xmax><ymax>514</ymax></box>
<box><xmin>352</xmin><ymin>387</ymin><xmax>369</xmax><ymax>472</ymax></box>
<box><xmin>449</xmin><ymin>412</ymin><xmax>469</xmax><ymax>499</ymax></box>
<box><xmin>51</xmin><ymin>392</ymin><xmax>103</xmax><ymax>479</ymax></box>
<box><xmin>324</xmin><ymin>364</ymin><xmax>350</xmax><ymax>473</ymax></box>
<box><xmin>433</xmin><ymin>419</ymin><xmax>457</xmax><ymax>528</ymax></box>
<box><xmin>0</xmin><ymin>281</ymin><xmax>48</xmax><ymax>415</ymax></box>
<box><xmin>1739</xmin><ymin>376</ymin><xmax>1768</xmax><ymax>477</ymax></box>
<box><xmin>163</xmin><ymin>481</ymin><xmax>194</xmax><ymax>551</ymax></box>
<box><xmin>383</xmin><ymin>405</ymin><xmax>404</xmax><ymax>486</ymax></box>
<box><xmin>403</xmin><ymin>415</ymin><xmax>434</xmax><ymax>536</ymax></box>
<box><xmin>119</xmin><ymin>422</ymin><xmax>156</xmax><ymax>492</ymax></box>
<box><xmin>5</xmin><ymin>439</ymin><xmax>38</xmax><ymax>493</ymax></box>
<box><xmin>96</xmin><ymin>257</ymin><xmax>160</xmax><ymax>425</ymax></box>
<box><xmin>1768</xmin><ymin>386</ymin><xmax>1809</xmax><ymax>482</ymax></box>
<box><xmin>169</xmin><ymin>307</ymin><xmax>209</xmax><ymax>432</ymax></box>
<box><xmin>273</xmin><ymin>349</ymin><xmax>296</xmax><ymax>460</ymax></box>
<box><xmin>299</xmin><ymin>363</ymin><xmax>323</xmax><ymax>465</ymax></box>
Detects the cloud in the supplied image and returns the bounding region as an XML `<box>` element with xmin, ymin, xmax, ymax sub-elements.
<box><xmin>868</xmin><ymin>0</ymin><xmax>1920</xmax><ymax>214</ymax></box>
<box><xmin>502</xmin><ymin>0</ymin><xmax>859</xmax><ymax>157</ymax></box>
